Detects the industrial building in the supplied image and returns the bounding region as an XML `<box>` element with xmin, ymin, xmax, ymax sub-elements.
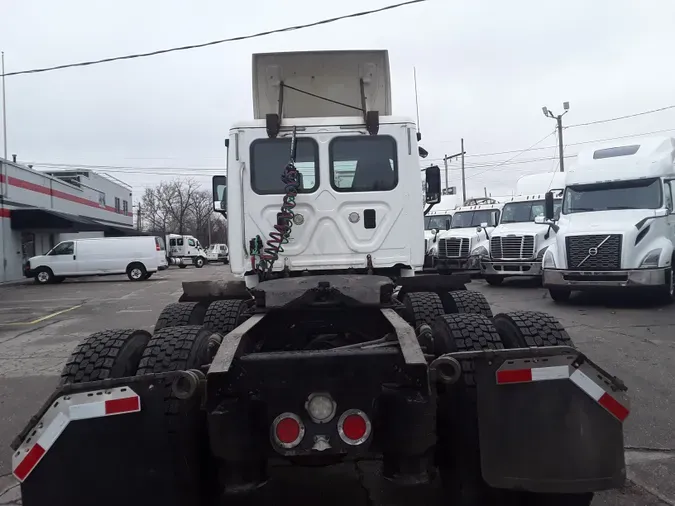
<box><xmin>0</xmin><ymin>158</ymin><xmax>135</xmax><ymax>283</ymax></box>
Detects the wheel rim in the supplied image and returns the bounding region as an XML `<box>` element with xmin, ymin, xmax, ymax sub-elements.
<box><xmin>37</xmin><ymin>272</ymin><xmax>49</xmax><ymax>283</ymax></box>
<box><xmin>197</xmin><ymin>259</ymin><xmax>203</xmax><ymax>266</ymax></box>
<box><xmin>131</xmin><ymin>268</ymin><xmax>142</xmax><ymax>279</ymax></box>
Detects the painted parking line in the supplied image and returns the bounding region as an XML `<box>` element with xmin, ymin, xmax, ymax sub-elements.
<box><xmin>0</xmin><ymin>304</ymin><xmax>83</xmax><ymax>326</ymax></box>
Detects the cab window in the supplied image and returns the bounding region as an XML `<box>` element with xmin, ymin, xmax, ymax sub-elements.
<box><xmin>49</xmin><ymin>241</ymin><xmax>74</xmax><ymax>256</ymax></box>
<box><xmin>188</xmin><ymin>239</ymin><xmax>196</xmax><ymax>247</ymax></box>
<box><xmin>177</xmin><ymin>238</ymin><xmax>184</xmax><ymax>246</ymax></box>
<box><xmin>250</xmin><ymin>137</ymin><xmax>319</xmax><ymax>194</ymax></box>
<box><xmin>330</xmin><ymin>136</ymin><xmax>398</xmax><ymax>192</ymax></box>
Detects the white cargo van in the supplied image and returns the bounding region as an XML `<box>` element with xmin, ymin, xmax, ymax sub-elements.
<box><xmin>25</xmin><ymin>236</ymin><xmax>161</xmax><ymax>284</ymax></box>
<box><xmin>541</xmin><ymin>137</ymin><xmax>675</xmax><ymax>302</ymax></box>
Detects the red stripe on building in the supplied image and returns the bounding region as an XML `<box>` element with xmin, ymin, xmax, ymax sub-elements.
<box><xmin>0</xmin><ymin>174</ymin><xmax>133</xmax><ymax>217</ymax></box>
<box><xmin>0</xmin><ymin>207</ymin><xmax>10</xmax><ymax>218</ymax></box>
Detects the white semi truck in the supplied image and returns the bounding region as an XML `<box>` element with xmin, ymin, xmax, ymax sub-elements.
<box><xmin>541</xmin><ymin>136</ymin><xmax>675</xmax><ymax>302</ymax></box>
<box><xmin>424</xmin><ymin>195</ymin><xmax>459</xmax><ymax>255</ymax></box>
<box><xmin>14</xmin><ymin>50</ymin><xmax>629</xmax><ymax>506</ymax></box>
<box><xmin>481</xmin><ymin>173</ymin><xmax>565</xmax><ymax>285</ymax></box>
<box><xmin>431</xmin><ymin>202</ymin><xmax>503</xmax><ymax>273</ymax></box>
<box><xmin>165</xmin><ymin>233</ymin><xmax>208</xmax><ymax>268</ymax></box>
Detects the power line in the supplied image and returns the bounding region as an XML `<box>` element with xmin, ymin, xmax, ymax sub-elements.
<box><xmin>1</xmin><ymin>0</ymin><xmax>427</xmax><ymax>77</ymax></box>
<box><xmin>464</xmin><ymin>130</ymin><xmax>556</xmax><ymax>180</ymax></box>
<box><xmin>566</xmin><ymin>104</ymin><xmax>675</xmax><ymax>128</ymax></box>
<box><xmin>427</xmin><ymin>126</ymin><xmax>675</xmax><ymax>163</ymax></box>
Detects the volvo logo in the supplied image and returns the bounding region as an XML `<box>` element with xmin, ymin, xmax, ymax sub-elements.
<box><xmin>577</xmin><ymin>235</ymin><xmax>611</xmax><ymax>267</ymax></box>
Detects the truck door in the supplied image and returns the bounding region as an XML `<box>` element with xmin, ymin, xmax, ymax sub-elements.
<box><xmin>46</xmin><ymin>241</ymin><xmax>77</xmax><ymax>276</ymax></box>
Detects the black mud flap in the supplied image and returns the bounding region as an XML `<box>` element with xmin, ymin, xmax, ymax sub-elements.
<box><xmin>13</xmin><ymin>374</ymin><xmax>187</xmax><ymax>506</ymax></box>
<box><xmin>473</xmin><ymin>346</ymin><xmax>628</xmax><ymax>494</ymax></box>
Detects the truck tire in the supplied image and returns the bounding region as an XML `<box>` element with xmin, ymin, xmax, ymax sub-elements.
<box><xmin>433</xmin><ymin>314</ymin><xmax>513</xmax><ymax>505</ymax></box>
<box><xmin>492</xmin><ymin>310</ymin><xmax>574</xmax><ymax>349</ymax></box>
<box><xmin>34</xmin><ymin>267</ymin><xmax>54</xmax><ymax>284</ymax></box>
<box><xmin>59</xmin><ymin>329</ymin><xmax>151</xmax><ymax>386</ymax></box>
<box><xmin>126</xmin><ymin>262</ymin><xmax>147</xmax><ymax>281</ymax></box>
<box><xmin>442</xmin><ymin>290</ymin><xmax>493</xmax><ymax>317</ymax></box>
<box><xmin>548</xmin><ymin>287</ymin><xmax>571</xmax><ymax>303</ymax></box>
<box><xmin>154</xmin><ymin>302</ymin><xmax>209</xmax><ymax>332</ymax></box>
<box><xmin>136</xmin><ymin>325</ymin><xmax>220</xmax><ymax>504</ymax></box>
<box><xmin>203</xmin><ymin>299</ymin><xmax>248</xmax><ymax>335</ymax></box>
<box><xmin>492</xmin><ymin>312</ymin><xmax>592</xmax><ymax>506</ymax></box>
<box><xmin>194</xmin><ymin>256</ymin><xmax>205</xmax><ymax>268</ymax></box>
<box><xmin>402</xmin><ymin>292</ymin><xmax>445</xmax><ymax>328</ymax></box>
<box><xmin>655</xmin><ymin>265</ymin><xmax>675</xmax><ymax>304</ymax></box>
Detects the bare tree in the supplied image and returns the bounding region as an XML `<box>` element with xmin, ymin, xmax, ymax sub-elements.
<box><xmin>140</xmin><ymin>178</ymin><xmax>226</xmax><ymax>245</ymax></box>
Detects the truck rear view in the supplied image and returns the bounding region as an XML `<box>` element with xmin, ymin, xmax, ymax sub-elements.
<box><xmin>12</xmin><ymin>50</ymin><xmax>631</xmax><ymax>506</ymax></box>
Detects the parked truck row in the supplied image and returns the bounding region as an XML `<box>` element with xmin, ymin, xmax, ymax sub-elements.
<box><xmin>426</xmin><ymin>137</ymin><xmax>675</xmax><ymax>303</ymax></box>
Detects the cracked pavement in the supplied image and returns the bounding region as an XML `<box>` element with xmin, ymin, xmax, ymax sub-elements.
<box><xmin>0</xmin><ymin>272</ymin><xmax>673</xmax><ymax>505</ymax></box>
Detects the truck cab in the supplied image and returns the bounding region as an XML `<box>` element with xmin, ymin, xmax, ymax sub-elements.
<box><xmin>431</xmin><ymin>203</ymin><xmax>502</xmax><ymax>273</ymax></box>
<box><xmin>212</xmin><ymin>50</ymin><xmax>440</xmax><ymax>287</ymax></box>
<box><xmin>424</xmin><ymin>209</ymin><xmax>453</xmax><ymax>255</ymax></box>
<box><xmin>542</xmin><ymin>136</ymin><xmax>675</xmax><ymax>302</ymax></box>
<box><xmin>481</xmin><ymin>173</ymin><xmax>565</xmax><ymax>285</ymax></box>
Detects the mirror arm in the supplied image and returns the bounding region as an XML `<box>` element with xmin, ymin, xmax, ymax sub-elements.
<box><xmin>424</xmin><ymin>203</ymin><xmax>436</xmax><ymax>216</ymax></box>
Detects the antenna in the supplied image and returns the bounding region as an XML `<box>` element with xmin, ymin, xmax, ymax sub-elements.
<box><xmin>413</xmin><ymin>67</ymin><xmax>421</xmax><ymax>139</ymax></box>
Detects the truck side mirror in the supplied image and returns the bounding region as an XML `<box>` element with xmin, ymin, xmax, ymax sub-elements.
<box><xmin>544</xmin><ymin>191</ymin><xmax>554</xmax><ymax>220</ymax></box>
<box><xmin>425</xmin><ymin>165</ymin><xmax>441</xmax><ymax>204</ymax></box>
<box><xmin>212</xmin><ymin>175</ymin><xmax>227</xmax><ymax>214</ymax></box>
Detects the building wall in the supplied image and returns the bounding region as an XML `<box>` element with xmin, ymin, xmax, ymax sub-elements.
<box><xmin>0</xmin><ymin>159</ymin><xmax>134</xmax><ymax>283</ymax></box>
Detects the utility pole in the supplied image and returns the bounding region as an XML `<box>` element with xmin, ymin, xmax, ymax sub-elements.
<box><xmin>207</xmin><ymin>214</ymin><xmax>212</xmax><ymax>245</ymax></box>
<box><xmin>460</xmin><ymin>138</ymin><xmax>466</xmax><ymax>202</ymax></box>
<box><xmin>136</xmin><ymin>203</ymin><xmax>142</xmax><ymax>231</ymax></box>
<box><xmin>2</xmin><ymin>52</ymin><xmax>7</xmax><ymax>159</ymax></box>
<box><xmin>542</xmin><ymin>102</ymin><xmax>570</xmax><ymax>172</ymax></box>
<box><xmin>443</xmin><ymin>148</ymin><xmax>465</xmax><ymax>196</ymax></box>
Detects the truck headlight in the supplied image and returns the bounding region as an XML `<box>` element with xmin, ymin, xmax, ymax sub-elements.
<box><xmin>640</xmin><ymin>248</ymin><xmax>662</xmax><ymax>268</ymax></box>
<box><xmin>542</xmin><ymin>249</ymin><xmax>556</xmax><ymax>269</ymax></box>
<box><xmin>536</xmin><ymin>246</ymin><xmax>548</xmax><ymax>260</ymax></box>
<box><xmin>471</xmin><ymin>246</ymin><xmax>489</xmax><ymax>258</ymax></box>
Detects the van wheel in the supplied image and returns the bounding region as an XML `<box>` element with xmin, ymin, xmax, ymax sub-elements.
<box><xmin>194</xmin><ymin>257</ymin><xmax>205</xmax><ymax>268</ymax></box>
<box><xmin>127</xmin><ymin>263</ymin><xmax>147</xmax><ymax>281</ymax></box>
<box><xmin>34</xmin><ymin>267</ymin><xmax>54</xmax><ymax>284</ymax></box>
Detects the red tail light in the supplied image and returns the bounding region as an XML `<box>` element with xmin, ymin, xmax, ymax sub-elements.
<box><xmin>271</xmin><ymin>413</ymin><xmax>304</xmax><ymax>448</ymax></box>
<box><xmin>156</xmin><ymin>244</ymin><xmax>161</xmax><ymax>251</ymax></box>
<box><xmin>337</xmin><ymin>409</ymin><xmax>371</xmax><ymax>445</ymax></box>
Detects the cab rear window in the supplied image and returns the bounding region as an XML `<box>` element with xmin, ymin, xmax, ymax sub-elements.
<box><xmin>329</xmin><ymin>136</ymin><xmax>398</xmax><ymax>192</ymax></box>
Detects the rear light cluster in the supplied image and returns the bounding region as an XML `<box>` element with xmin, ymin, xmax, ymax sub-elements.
<box><xmin>270</xmin><ymin>393</ymin><xmax>371</xmax><ymax>449</ymax></box>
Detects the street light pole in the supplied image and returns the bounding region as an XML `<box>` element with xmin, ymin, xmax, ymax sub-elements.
<box><xmin>2</xmin><ymin>52</ymin><xmax>7</xmax><ymax>160</ymax></box>
<box><xmin>542</xmin><ymin>102</ymin><xmax>569</xmax><ymax>172</ymax></box>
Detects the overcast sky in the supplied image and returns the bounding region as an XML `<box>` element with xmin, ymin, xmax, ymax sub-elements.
<box><xmin>3</xmin><ymin>0</ymin><xmax>675</xmax><ymax>203</ymax></box>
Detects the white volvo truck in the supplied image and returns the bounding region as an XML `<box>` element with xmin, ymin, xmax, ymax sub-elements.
<box><xmin>481</xmin><ymin>173</ymin><xmax>565</xmax><ymax>285</ymax></box>
<box><xmin>424</xmin><ymin>195</ymin><xmax>458</xmax><ymax>256</ymax></box>
<box><xmin>432</xmin><ymin>202</ymin><xmax>503</xmax><ymax>273</ymax></box>
<box><xmin>541</xmin><ymin>136</ymin><xmax>675</xmax><ymax>302</ymax></box>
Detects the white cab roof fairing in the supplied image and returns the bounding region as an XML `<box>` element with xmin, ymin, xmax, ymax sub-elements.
<box><xmin>252</xmin><ymin>50</ymin><xmax>391</xmax><ymax>120</ymax></box>
<box><xmin>567</xmin><ymin>136</ymin><xmax>675</xmax><ymax>186</ymax></box>
<box><xmin>516</xmin><ymin>172</ymin><xmax>566</xmax><ymax>195</ymax></box>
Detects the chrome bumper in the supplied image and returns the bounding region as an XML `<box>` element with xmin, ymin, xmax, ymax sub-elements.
<box><xmin>482</xmin><ymin>260</ymin><xmax>543</xmax><ymax>277</ymax></box>
<box><xmin>543</xmin><ymin>268</ymin><xmax>667</xmax><ymax>288</ymax></box>
<box><xmin>435</xmin><ymin>255</ymin><xmax>482</xmax><ymax>273</ymax></box>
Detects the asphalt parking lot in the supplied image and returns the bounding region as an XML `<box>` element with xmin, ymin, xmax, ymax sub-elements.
<box><xmin>0</xmin><ymin>269</ymin><xmax>673</xmax><ymax>505</ymax></box>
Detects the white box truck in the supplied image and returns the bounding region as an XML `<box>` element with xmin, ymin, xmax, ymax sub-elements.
<box><xmin>541</xmin><ymin>137</ymin><xmax>675</xmax><ymax>302</ymax></box>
